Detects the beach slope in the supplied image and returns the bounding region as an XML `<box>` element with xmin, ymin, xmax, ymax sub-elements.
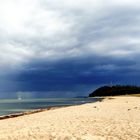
<box><xmin>0</xmin><ymin>97</ymin><xmax>140</xmax><ymax>140</ymax></box>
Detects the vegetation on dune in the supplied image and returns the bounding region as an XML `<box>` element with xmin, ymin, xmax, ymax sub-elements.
<box><xmin>89</xmin><ymin>85</ymin><xmax>140</xmax><ymax>97</ymax></box>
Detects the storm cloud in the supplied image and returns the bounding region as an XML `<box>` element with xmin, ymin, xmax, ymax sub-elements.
<box><xmin>0</xmin><ymin>0</ymin><xmax>140</xmax><ymax>97</ymax></box>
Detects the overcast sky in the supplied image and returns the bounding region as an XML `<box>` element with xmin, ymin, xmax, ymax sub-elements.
<box><xmin>0</xmin><ymin>0</ymin><xmax>140</xmax><ymax>97</ymax></box>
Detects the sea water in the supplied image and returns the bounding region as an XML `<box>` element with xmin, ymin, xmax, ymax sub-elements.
<box><xmin>0</xmin><ymin>98</ymin><xmax>100</xmax><ymax>116</ymax></box>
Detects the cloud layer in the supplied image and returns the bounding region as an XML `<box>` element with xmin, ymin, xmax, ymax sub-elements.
<box><xmin>0</xmin><ymin>0</ymin><xmax>140</xmax><ymax>96</ymax></box>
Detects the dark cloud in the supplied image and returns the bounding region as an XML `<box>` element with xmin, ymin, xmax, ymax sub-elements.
<box><xmin>14</xmin><ymin>55</ymin><xmax>140</xmax><ymax>97</ymax></box>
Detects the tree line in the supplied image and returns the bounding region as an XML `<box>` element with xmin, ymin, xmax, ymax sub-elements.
<box><xmin>89</xmin><ymin>85</ymin><xmax>140</xmax><ymax>97</ymax></box>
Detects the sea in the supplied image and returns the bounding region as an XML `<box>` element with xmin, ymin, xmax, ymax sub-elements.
<box><xmin>0</xmin><ymin>98</ymin><xmax>100</xmax><ymax>116</ymax></box>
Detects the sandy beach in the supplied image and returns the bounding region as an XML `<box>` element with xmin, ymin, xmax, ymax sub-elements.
<box><xmin>0</xmin><ymin>97</ymin><xmax>140</xmax><ymax>140</ymax></box>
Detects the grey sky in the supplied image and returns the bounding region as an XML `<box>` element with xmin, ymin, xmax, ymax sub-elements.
<box><xmin>0</xmin><ymin>0</ymin><xmax>140</xmax><ymax>97</ymax></box>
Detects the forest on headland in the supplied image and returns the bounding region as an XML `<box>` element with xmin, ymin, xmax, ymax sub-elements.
<box><xmin>89</xmin><ymin>85</ymin><xmax>140</xmax><ymax>97</ymax></box>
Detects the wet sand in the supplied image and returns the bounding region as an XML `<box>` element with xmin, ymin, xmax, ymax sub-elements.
<box><xmin>0</xmin><ymin>96</ymin><xmax>140</xmax><ymax>140</ymax></box>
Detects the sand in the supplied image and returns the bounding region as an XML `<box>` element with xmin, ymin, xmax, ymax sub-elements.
<box><xmin>0</xmin><ymin>96</ymin><xmax>140</xmax><ymax>140</ymax></box>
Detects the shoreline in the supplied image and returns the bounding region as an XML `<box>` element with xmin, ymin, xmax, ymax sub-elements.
<box><xmin>0</xmin><ymin>96</ymin><xmax>132</xmax><ymax>120</ymax></box>
<box><xmin>0</xmin><ymin>105</ymin><xmax>71</xmax><ymax>120</ymax></box>
<box><xmin>0</xmin><ymin>97</ymin><xmax>103</xmax><ymax>120</ymax></box>
<box><xmin>0</xmin><ymin>108</ymin><xmax>51</xmax><ymax>120</ymax></box>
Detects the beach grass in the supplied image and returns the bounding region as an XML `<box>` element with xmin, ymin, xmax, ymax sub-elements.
<box><xmin>129</xmin><ymin>93</ymin><xmax>140</xmax><ymax>97</ymax></box>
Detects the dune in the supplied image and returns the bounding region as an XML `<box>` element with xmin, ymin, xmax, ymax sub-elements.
<box><xmin>0</xmin><ymin>96</ymin><xmax>140</xmax><ymax>140</ymax></box>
